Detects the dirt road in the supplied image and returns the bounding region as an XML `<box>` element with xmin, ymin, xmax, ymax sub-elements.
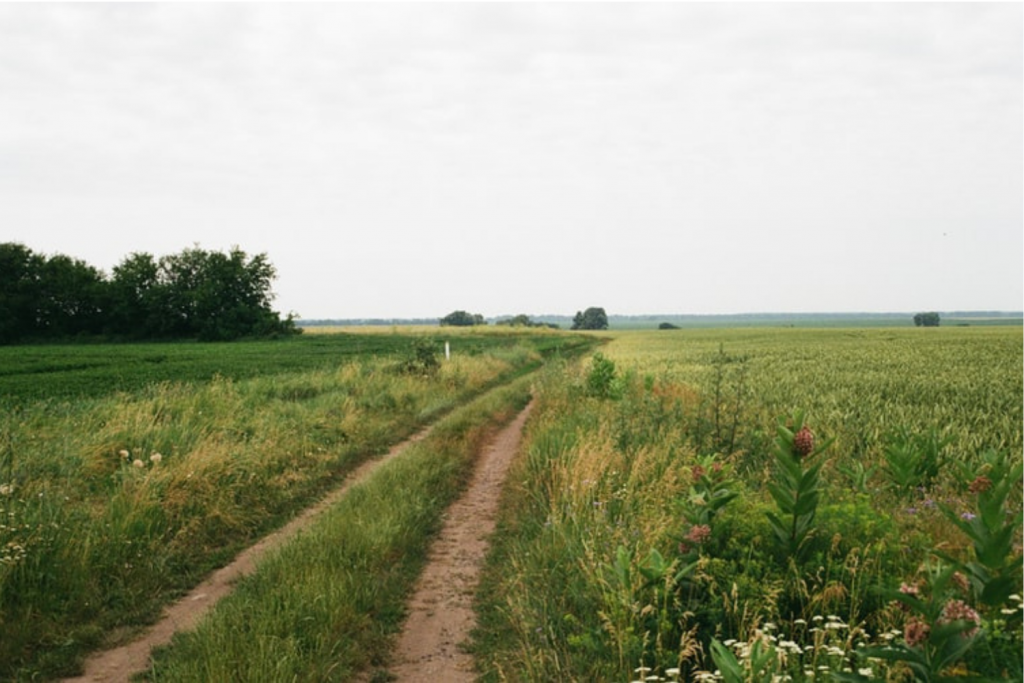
<box><xmin>65</xmin><ymin>403</ymin><xmax>531</xmax><ymax>682</ymax></box>
<box><xmin>385</xmin><ymin>402</ymin><xmax>532</xmax><ymax>682</ymax></box>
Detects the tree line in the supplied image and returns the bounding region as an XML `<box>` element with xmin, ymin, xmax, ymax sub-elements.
<box><xmin>0</xmin><ymin>243</ymin><xmax>298</xmax><ymax>344</ymax></box>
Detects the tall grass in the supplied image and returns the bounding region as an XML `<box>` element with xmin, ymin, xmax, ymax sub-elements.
<box><xmin>0</xmin><ymin>339</ymin><xmax>559</xmax><ymax>680</ymax></box>
<box><xmin>144</xmin><ymin>377</ymin><xmax>534</xmax><ymax>681</ymax></box>
<box><xmin>474</xmin><ymin>328</ymin><xmax>1022</xmax><ymax>681</ymax></box>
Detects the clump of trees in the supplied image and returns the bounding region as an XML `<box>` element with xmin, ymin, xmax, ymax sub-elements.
<box><xmin>496</xmin><ymin>314</ymin><xmax>559</xmax><ymax>330</ymax></box>
<box><xmin>439</xmin><ymin>310</ymin><xmax>486</xmax><ymax>327</ymax></box>
<box><xmin>913</xmin><ymin>312</ymin><xmax>941</xmax><ymax>327</ymax></box>
<box><xmin>0</xmin><ymin>243</ymin><xmax>298</xmax><ymax>344</ymax></box>
<box><xmin>571</xmin><ymin>307</ymin><xmax>609</xmax><ymax>330</ymax></box>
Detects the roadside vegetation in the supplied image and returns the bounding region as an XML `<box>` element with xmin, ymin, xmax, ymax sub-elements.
<box><xmin>143</xmin><ymin>376</ymin><xmax>534</xmax><ymax>681</ymax></box>
<box><xmin>474</xmin><ymin>327</ymin><xmax>1022</xmax><ymax>681</ymax></box>
<box><xmin>0</xmin><ymin>329</ymin><xmax>593</xmax><ymax>680</ymax></box>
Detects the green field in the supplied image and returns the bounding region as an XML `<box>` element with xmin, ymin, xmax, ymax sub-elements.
<box><xmin>1</xmin><ymin>326</ymin><xmax>1019</xmax><ymax>681</ymax></box>
<box><xmin>475</xmin><ymin>326</ymin><xmax>1022</xmax><ymax>681</ymax></box>
<box><xmin>0</xmin><ymin>329</ymin><xmax>592</xmax><ymax>680</ymax></box>
<box><xmin>0</xmin><ymin>329</ymin><xmax>581</xmax><ymax>404</ymax></box>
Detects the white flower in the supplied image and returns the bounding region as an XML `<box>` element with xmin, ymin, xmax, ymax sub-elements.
<box><xmin>858</xmin><ymin>668</ymin><xmax>874</xmax><ymax>677</ymax></box>
<box><xmin>149</xmin><ymin>452</ymin><xmax>162</xmax><ymax>464</ymax></box>
<box><xmin>0</xmin><ymin>483</ymin><xmax>12</xmax><ymax>496</ymax></box>
<box><xmin>118</xmin><ymin>449</ymin><xmax>130</xmax><ymax>459</ymax></box>
<box><xmin>132</xmin><ymin>459</ymin><xmax>145</xmax><ymax>468</ymax></box>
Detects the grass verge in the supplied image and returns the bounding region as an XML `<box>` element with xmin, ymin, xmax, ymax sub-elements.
<box><xmin>143</xmin><ymin>376</ymin><xmax>534</xmax><ymax>681</ymax></box>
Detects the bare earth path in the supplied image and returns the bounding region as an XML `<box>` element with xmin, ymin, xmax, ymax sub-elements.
<box><xmin>63</xmin><ymin>425</ymin><xmax>437</xmax><ymax>683</ymax></box>
<box><xmin>385</xmin><ymin>401</ymin><xmax>533</xmax><ymax>682</ymax></box>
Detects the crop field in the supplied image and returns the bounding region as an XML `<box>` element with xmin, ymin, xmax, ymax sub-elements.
<box><xmin>0</xmin><ymin>328</ymin><xmax>579</xmax><ymax>404</ymax></box>
<box><xmin>1</xmin><ymin>326</ymin><xmax>1020</xmax><ymax>681</ymax></box>
<box><xmin>0</xmin><ymin>328</ymin><xmax>591</xmax><ymax>680</ymax></box>
<box><xmin>475</xmin><ymin>326</ymin><xmax>1022</xmax><ymax>681</ymax></box>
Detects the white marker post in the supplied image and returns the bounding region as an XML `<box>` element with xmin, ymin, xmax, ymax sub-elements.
<box><xmin>445</xmin><ymin>341</ymin><xmax>450</xmax><ymax>361</ymax></box>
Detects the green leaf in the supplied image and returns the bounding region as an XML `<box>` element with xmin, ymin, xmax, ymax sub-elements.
<box><xmin>709</xmin><ymin>638</ymin><xmax>745</xmax><ymax>683</ymax></box>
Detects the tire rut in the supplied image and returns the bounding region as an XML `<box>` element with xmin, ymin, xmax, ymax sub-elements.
<box><xmin>63</xmin><ymin>425</ymin><xmax>435</xmax><ymax>683</ymax></box>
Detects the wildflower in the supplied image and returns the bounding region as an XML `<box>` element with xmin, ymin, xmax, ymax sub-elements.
<box><xmin>793</xmin><ymin>426</ymin><xmax>815</xmax><ymax>456</ymax></box>
<box><xmin>150</xmin><ymin>452</ymin><xmax>162</xmax><ymax>464</ymax></box>
<box><xmin>685</xmin><ymin>524</ymin><xmax>712</xmax><ymax>544</ymax></box>
<box><xmin>939</xmin><ymin>599</ymin><xmax>981</xmax><ymax>638</ymax></box>
<box><xmin>960</xmin><ymin>511</ymin><xmax>977</xmax><ymax>521</ymax></box>
<box><xmin>897</xmin><ymin>582</ymin><xmax>920</xmax><ymax>611</ymax></box>
<box><xmin>857</xmin><ymin>668</ymin><xmax>874</xmax><ymax>677</ymax></box>
<box><xmin>904</xmin><ymin>617</ymin><xmax>930</xmax><ymax>647</ymax></box>
<box><xmin>711</xmin><ymin>461</ymin><xmax>723</xmax><ymax>473</ymax></box>
<box><xmin>691</xmin><ymin>465</ymin><xmax>706</xmax><ymax>482</ymax></box>
<box><xmin>951</xmin><ymin>572</ymin><xmax>970</xmax><ymax>593</ymax></box>
<box><xmin>0</xmin><ymin>484</ymin><xmax>12</xmax><ymax>496</ymax></box>
<box><xmin>118</xmin><ymin>449</ymin><xmax>130</xmax><ymax>459</ymax></box>
<box><xmin>132</xmin><ymin>459</ymin><xmax>145</xmax><ymax>469</ymax></box>
<box><xmin>968</xmin><ymin>475</ymin><xmax>992</xmax><ymax>494</ymax></box>
<box><xmin>678</xmin><ymin>542</ymin><xmax>692</xmax><ymax>555</ymax></box>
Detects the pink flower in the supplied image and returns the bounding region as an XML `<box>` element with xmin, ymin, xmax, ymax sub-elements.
<box><xmin>904</xmin><ymin>617</ymin><xmax>930</xmax><ymax>647</ymax></box>
<box><xmin>939</xmin><ymin>599</ymin><xmax>981</xmax><ymax>638</ymax></box>
<box><xmin>968</xmin><ymin>475</ymin><xmax>992</xmax><ymax>494</ymax></box>
<box><xmin>691</xmin><ymin>465</ymin><xmax>706</xmax><ymax>483</ymax></box>
<box><xmin>685</xmin><ymin>524</ymin><xmax>712</xmax><ymax>544</ymax></box>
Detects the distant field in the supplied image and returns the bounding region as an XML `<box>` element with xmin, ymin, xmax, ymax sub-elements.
<box><xmin>0</xmin><ymin>329</ymin><xmax>581</xmax><ymax>404</ymax></box>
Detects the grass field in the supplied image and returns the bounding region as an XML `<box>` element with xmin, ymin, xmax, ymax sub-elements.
<box><xmin>0</xmin><ymin>329</ymin><xmax>593</xmax><ymax>680</ymax></box>
<box><xmin>474</xmin><ymin>326</ymin><xmax>1022</xmax><ymax>681</ymax></box>
<box><xmin>1</xmin><ymin>325</ymin><xmax>1019</xmax><ymax>681</ymax></box>
<box><xmin>0</xmin><ymin>328</ymin><xmax>581</xmax><ymax>404</ymax></box>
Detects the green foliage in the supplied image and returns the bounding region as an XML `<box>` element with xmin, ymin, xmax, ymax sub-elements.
<box><xmin>146</xmin><ymin>378</ymin><xmax>534</xmax><ymax>681</ymax></box>
<box><xmin>941</xmin><ymin>450</ymin><xmax>1023</xmax><ymax>608</ymax></box>
<box><xmin>914</xmin><ymin>312</ymin><xmax>941</xmax><ymax>327</ymax></box>
<box><xmin>439</xmin><ymin>310</ymin><xmax>486</xmax><ymax>326</ymax></box>
<box><xmin>883</xmin><ymin>426</ymin><xmax>952</xmax><ymax>496</ymax></box>
<box><xmin>572</xmin><ymin>306</ymin><xmax>609</xmax><ymax>330</ymax></box>
<box><xmin>765</xmin><ymin>410</ymin><xmax>834</xmax><ymax>561</ymax></box>
<box><xmin>585</xmin><ymin>352</ymin><xmax>618</xmax><ymax>399</ymax></box>
<box><xmin>397</xmin><ymin>338</ymin><xmax>441</xmax><ymax>376</ymax></box>
<box><xmin>0</xmin><ymin>243</ymin><xmax>297</xmax><ymax>343</ymax></box>
<box><xmin>473</xmin><ymin>328</ymin><xmax>1022</xmax><ymax>681</ymax></box>
<box><xmin>0</xmin><ymin>331</ymin><xmax>571</xmax><ymax>679</ymax></box>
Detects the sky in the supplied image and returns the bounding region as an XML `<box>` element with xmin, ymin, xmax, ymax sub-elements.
<box><xmin>1</xmin><ymin>2</ymin><xmax>1021</xmax><ymax>320</ymax></box>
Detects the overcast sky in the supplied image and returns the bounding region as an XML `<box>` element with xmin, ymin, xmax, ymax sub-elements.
<box><xmin>1</xmin><ymin>2</ymin><xmax>1021</xmax><ymax>319</ymax></box>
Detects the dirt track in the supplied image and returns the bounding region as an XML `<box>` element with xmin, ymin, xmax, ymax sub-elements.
<box><xmin>64</xmin><ymin>403</ymin><xmax>531</xmax><ymax>682</ymax></box>
<box><xmin>63</xmin><ymin>425</ymin><xmax>435</xmax><ymax>683</ymax></box>
<box><xmin>385</xmin><ymin>402</ymin><xmax>532</xmax><ymax>682</ymax></box>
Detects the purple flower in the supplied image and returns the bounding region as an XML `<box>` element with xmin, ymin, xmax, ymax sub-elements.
<box><xmin>960</xmin><ymin>512</ymin><xmax>977</xmax><ymax>521</ymax></box>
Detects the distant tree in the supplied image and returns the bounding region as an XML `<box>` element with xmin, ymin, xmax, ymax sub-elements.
<box><xmin>0</xmin><ymin>243</ymin><xmax>45</xmax><ymax>343</ymax></box>
<box><xmin>36</xmin><ymin>254</ymin><xmax>107</xmax><ymax>337</ymax></box>
<box><xmin>0</xmin><ymin>243</ymin><xmax>295</xmax><ymax>343</ymax></box>
<box><xmin>440</xmin><ymin>310</ymin><xmax>486</xmax><ymax>327</ymax></box>
<box><xmin>156</xmin><ymin>246</ymin><xmax>293</xmax><ymax>341</ymax></box>
<box><xmin>571</xmin><ymin>307</ymin><xmax>609</xmax><ymax>331</ymax></box>
<box><xmin>109</xmin><ymin>252</ymin><xmax>167</xmax><ymax>338</ymax></box>
<box><xmin>913</xmin><ymin>312</ymin><xmax>941</xmax><ymax>327</ymax></box>
<box><xmin>658</xmin><ymin>322</ymin><xmax>680</xmax><ymax>330</ymax></box>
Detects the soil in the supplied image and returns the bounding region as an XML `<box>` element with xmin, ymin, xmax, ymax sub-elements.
<box><xmin>62</xmin><ymin>403</ymin><xmax>531</xmax><ymax>683</ymax></box>
<box><xmin>384</xmin><ymin>402</ymin><xmax>532</xmax><ymax>682</ymax></box>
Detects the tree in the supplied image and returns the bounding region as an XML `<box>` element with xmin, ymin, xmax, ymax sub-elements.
<box><xmin>0</xmin><ymin>243</ymin><xmax>44</xmax><ymax>343</ymax></box>
<box><xmin>571</xmin><ymin>307</ymin><xmax>609</xmax><ymax>330</ymax></box>
<box><xmin>440</xmin><ymin>310</ymin><xmax>485</xmax><ymax>327</ymax></box>
<box><xmin>36</xmin><ymin>254</ymin><xmax>107</xmax><ymax>338</ymax></box>
<box><xmin>914</xmin><ymin>312</ymin><xmax>940</xmax><ymax>327</ymax></box>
